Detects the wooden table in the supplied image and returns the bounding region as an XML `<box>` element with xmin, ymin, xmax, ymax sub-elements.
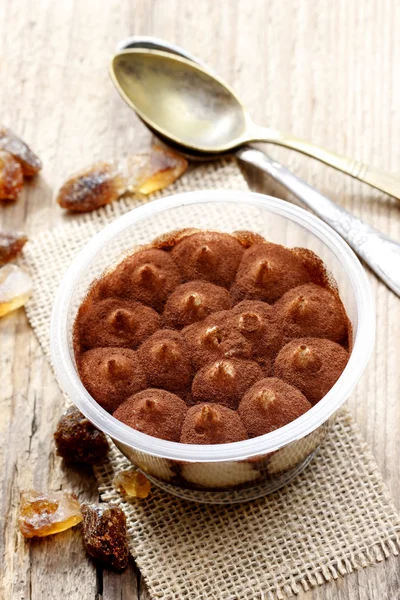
<box><xmin>1</xmin><ymin>1</ymin><xmax>399</xmax><ymax>598</ymax></box>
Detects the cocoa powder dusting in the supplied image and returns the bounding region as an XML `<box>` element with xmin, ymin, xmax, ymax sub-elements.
<box><xmin>274</xmin><ymin>338</ymin><xmax>349</xmax><ymax>404</ymax></box>
<box><xmin>73</xmin><ymin>227</ymin><xmax>353</xmax><ymax>444</ymax></box>
<box><xmin>137</xmin><ymin>330</ymin><xmax>193</xmax><ymax>394</ymax></box>
<box><xmin>275</xmin><ymin>283</ymin><xmax>349</xmax><ymax>344</ymax></box>
<box><xmin>238</xmin><ymin>377</ymin><xmax>312</xmax><ymax>438</ymax></box>
<box><xmin>113</xmin><ymin>389</ymin><xmax>187</xmax><ymax>442</ymax></box>
<box><xmin>76</xmin><ymin>297</ymin><xmax>161</xmax><ymax>350</ymax></box>
<box><xmin>163</xmin><ymin>280</ymin><xmax>232</xmax><ymax>329</ymax></box>
<box><xmin>182</xmin><ymin>310</ymin><xmax>253</xmax><ymax>369</ymax></box>
<box><xmin>180</xmin><ymin>403</ymin><xmax>248</xmax><ymax>444</ymax></box>
<box><xmin>78</xmin><ymin>347</ymin><xmax>147</xmax><ymax>412</ymax></box>
<box><xmin>192</xmin><ymin>358</ymin><xmax>263</xmax><ymax>410</ymax></box>
<box><xmin>230</xmin><ymin>300</ymin><xmax>283</xmax><ymax>360</ymax></box>
<box><xmin>99</xmin><ymin>248</ymin><xmax>181</xmax><ymax>311</ymax></box>
<box><xmin>230</xmin><ymin>242</ymin><xmax>312</xmax><ymax>303</ymax></box>
<box><xmin>171</xmin><ymin>231</ymin><xmax>244</xmax><ymax>287</ymax></box>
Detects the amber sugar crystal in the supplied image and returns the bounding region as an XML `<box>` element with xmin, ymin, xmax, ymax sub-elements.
<box><xmin>113</xmin><ymin>468</ymin><xmax>151</xmax><ymax>499</ymax></box>
<box><xmin>126</xmin><ymin>144</ymin><xmax>188</xmax><ymax>195</ymax></box>
<box><xmin>19</xmin><ymin>490</ymin><xmax>82</xmax><ymax>538</ymax></box>
<box><xmin>57</xmin><ymin>145</ymin><xmax>188</xmax><ymax>213</ymax></box>
<box><xmin>0</xmin><ymin>264</ymin><xmax>32</xmax><ymax>317</ymax></box>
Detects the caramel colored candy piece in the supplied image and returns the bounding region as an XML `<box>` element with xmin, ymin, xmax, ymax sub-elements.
<box><xmin>113</xmin><ymin>468</ymin><xmax>151</xmax><ymax>499</ymax></box>
<box><xmin>0</xmin><ymin>264</ymin><xmax>32</xmax><ymax>317</ymax></box>
<box><xmin>275</xmin><ymin>283</ymin><xmax>349</xmax><ymax>343</ymax></box>
<box><xmin>102</xmin><ymin>248</ymin><xmax>181</xmax><ymax>311</ymax></box>
<box><xmin>124</xmin><ymin>145</ymin><xmax>188</xmax><ymax>195</ymax></box>
<box><xmin>54</xmin><ymin>406</ymin><xmax>109</xmax><ymax>464</ymax></box>
<box><xmin>171</xmin><ymin>231</ymin><xmax>244</xmax><ymax>287</ymax></box>
<box><xmin>182</xmin><ymin>310</ymin><xmax>252</xmax><ymax>369</ymax></box>
<box><xmin>163</xmin><ymin>280</ymin><xmax>232</xmax><ymax>329</ymax></box>
<box><xmin>180</xmin><ymin>403</ymin><xmax>248</xmax><ymax>444</ymax></box>
<box><xmin>0</xmin><ymin>151</ymin><xmax>23</xmax><ymax>200</ymax></box>
<box><xmin>19</xmin><ymin>490</ymin><xmax>82</xmax><ymax>538</ymax></box>
<box><xmin>57</xmin><ymin>161</ymin><xmax>127</xmax><ymax>212</ymax></box>
<box><xmin>113</xmin><ymin>389</ymin><xmax>187</xmax><ymax>442</ymax></box>
<box><xmin>238</xmin><ymin>377</ymin><xmax>311</xmax><ymax>438</ymax></box>
<box><xmin>78</xmin><ymin>347</ymin><xmax>147</xmax><ymax>412</ymax></box>
<box><xmin>274</xmin><ymin>338</ymin><xmax>349</xmax><ymax>404</ymax></box>
<box><xmin>57</xmin><ymin>146</ymin><xmax>187</xmax><ymax>213</ymax></box>
<box><xmin>137</xmin><ymin>330</ymin><xmax>192</xmax><ymax>392</ymax></box>
<box><xmin>0</xmin><ymin>126</ymin><xmax>42</xmax><ymax>176</ymax></box>
<box><xmin>81</xmin><ymin>503</ymin><xmax>129</xmax><ymax>572</ymax></box>
<box><xmin>231</xmin><ymin>242</ymin><xmax>312</xmax><ymax>303</ymax></box>
<box><xmin>76</xmin><ymin>298</ymin><xmax>161</xmax><ymax>350</ymax></box>
<box><xmin>192</xmin><ymin>358</ymin><xmax>263</xmax><ymax>410</ymax></box>
<box><xmin>0</xmin><ymin>230</ymin><xmax>28</xmax><ymax>265</ymax></box>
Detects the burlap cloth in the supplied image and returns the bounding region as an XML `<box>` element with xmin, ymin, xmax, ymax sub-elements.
<box><xmin>22</xmin><ymin>159</ymin><xmax>400</xmax><ymax>599</ymax></box>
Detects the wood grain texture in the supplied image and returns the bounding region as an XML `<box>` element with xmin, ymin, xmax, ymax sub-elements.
<box><xmin>0</xmin><ymin>1</ymin><xmax>399</xmax><ymax>599</ymax></box>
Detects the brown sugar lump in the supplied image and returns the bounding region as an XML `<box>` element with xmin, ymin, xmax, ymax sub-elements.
<box><xmin>0</xmin><ymin>229</ymin><xmax>28</xmax><ymax>265</ymax></box>
<box><xmin>182</xmin><ymin>310</ymin><xmax>253</xmax><ymax>369</ymax></box>
<box><xmin>230</xmin><ymin>242</ymin><xmax>312</xmax><ymax>303</ymax></box>
<box><xmin>101</xmin><ymin>248</ymin><xmax>181</xmax><ymax>311</ymax></box>
<box><xmin>113</xmin><ymin>389</ymin><xmax>187</xmax><ymax>442</ymax></box>
<box><xmin>54</xmin><ymin>406</ymin><xmax>109</xmax><ymax>464</ymax></box>
<box><xmin>230</xmin><ymin>300</ymin><xmax>283</xmax><ymax>360</ymax></box>
<box><xmin>81</xmin><ymin>503</ymin><xmax>129</xmax><ymax>572</ymax></box>
<box><xmin>163</xmin><ymin>280</ymin><xmax>232</xmax><ymax>329</ymax></box>
<box><xmin>180</xmin><ymin>403</ymin><xmax>248</xmax><ymax>444</ymax></box>
<box><xmin>170</xmin><ymin>231</ymin><xmax>244</xmax><ymax>287</ymax></box>
<box><xmin>191</xmin><ymin>358</ymin><xmax>263</xmax><ymax>410</ymax></box>
<box><xmin>76</xmin><ymin>297</ymin><xmax>161</xmax><ymax>350</ymax></box>
<box><xmin>137</xmin><ymin>329</ymin><xmax>193</xmax><ymax>393</ymax></box>
<box><xmin>238</xmin><ymin>377</ymin><xmax>312</xmax><ymax>438</ymax></box>
<box><xmin>0</xmin><ymin>150</ymin><xmax>24</xmax><ymax>200</ymax></box>
<box><xmin>78</xmin><ymin>348</ymin><xmax>147</xmax><ymax>412</ymax></box>
<box><xmin>274</xmin><ymin>338</ymin><xmax>349</xmax><ymax>405</ymax></box>
<box><xmin>0</xmin><ymin>125</ymin><xmax>42</xmax><ymax>176</ymax></box>
<box><xmin>275</xmin><ymin>283</ymin><xmax>348</xmax><ymax>343</ymax></box>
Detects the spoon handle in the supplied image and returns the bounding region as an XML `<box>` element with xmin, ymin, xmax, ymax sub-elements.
<box><xmin>251</xmin><ymin>127</ymin><xmax>400</xmax><ymax>199</ymax></box>
<box><xmin>237</xmin><ymin>146</ymin><xmax>400</xmax><ymax>297</ymax></box>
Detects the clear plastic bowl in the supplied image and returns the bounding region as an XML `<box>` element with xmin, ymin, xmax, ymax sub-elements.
<box><xmin>51</xmin><ymin>190</ymin><xmax>375</xmax><ymax>504</ymax></box>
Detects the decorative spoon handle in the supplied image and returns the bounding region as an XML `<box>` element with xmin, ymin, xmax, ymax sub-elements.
<box><xmin>237</xmin><ymin>146</ymin><xmax>400</xmax><ymax>297</ymax></box>
<box><xmin>250</xmin><ymin>126</ymin><xmax>400</xmax><ymax>199</ymax></box>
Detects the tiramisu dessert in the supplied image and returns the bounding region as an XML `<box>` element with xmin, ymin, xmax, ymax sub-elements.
<box><xmin>73</xmin><ymin>229</ymin><xmax>351</xmax><ymax>447</ymax></box>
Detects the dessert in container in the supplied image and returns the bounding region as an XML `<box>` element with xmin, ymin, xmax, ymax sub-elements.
<box><xmin>51</xmin><ymin>190</ymin><xmax>375</xmax><ymax>504</ymax></box>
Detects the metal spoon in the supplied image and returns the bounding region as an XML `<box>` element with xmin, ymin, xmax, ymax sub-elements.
<box><xmin>110</xmin><ymin>47</ymin><xmax>400</xmax><ymax>200</ymax></box>
<box><xmin>113</xmin><ymin>37</ymin><xmax>400</xmax><ymax>296</ymax></box>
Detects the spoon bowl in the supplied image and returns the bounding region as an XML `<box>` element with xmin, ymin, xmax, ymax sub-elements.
<box><xmin>111</xmin><ymin>50</ymin><xmax>249</xmax><ymax>152</ymax></box>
